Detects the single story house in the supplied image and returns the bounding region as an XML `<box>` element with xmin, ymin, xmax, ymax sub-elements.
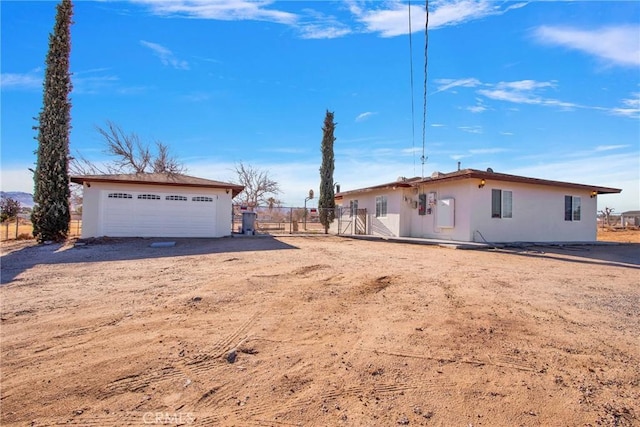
<box><xmin>334</xmin><ymin>168</ymin><xmax>622</xmax><ymax>243</ymax></box>
<box><xmin>70</xmin><ymin>173</ymin><xmax>244</xmax><ymax>238</ymax></box>
<box><xmin>620</xmin><ymin>210</ymin><xmax>640</xmax><ymax>227</ymax></box>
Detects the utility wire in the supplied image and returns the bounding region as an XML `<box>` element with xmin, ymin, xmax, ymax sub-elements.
<box><xmin>408</xmin><ymin>0</ymin><xmax>416</xmax><ymax>176</ymax></box>
<box><xmin>421</xmin><ymin>0</ymin><xmax>429</xmax><ymax>178</ymax></box>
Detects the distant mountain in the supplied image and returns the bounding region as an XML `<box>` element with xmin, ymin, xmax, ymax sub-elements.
<box><xmin>0</xmin><ymin>191</ymin><xmax>34</xmax><ymax>208</ymax></box>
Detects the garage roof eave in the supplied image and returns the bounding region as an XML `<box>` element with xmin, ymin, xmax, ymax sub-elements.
<box><xmin>70</xmin><ymin>173</ymin><xmax>245</xmax><ymax>197</ymax></box>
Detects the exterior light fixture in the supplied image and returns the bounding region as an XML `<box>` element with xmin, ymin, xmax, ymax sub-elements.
<box><xmin>590</xmin><ymin>191</ymin><xmax>597</xmax><ymax>198</ymax></box>
<box><xmin>478</xmin><ymin>179</ymin><xmax>486</xmax><ymax>188</ymax></box>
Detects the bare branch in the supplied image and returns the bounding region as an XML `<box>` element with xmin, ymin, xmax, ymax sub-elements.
<box><xmin>152</xmin><ymin>142</ymin><xmax>186</xmax><ymax>175</ymax></box>
<box><xmin>232</xmin><ymin>162</ymin><xmax>280</xmax><ymax>208</ymax></box>
<box><xmin>97</xmin><ymin>121</ymin><xmax>150</xmax><ymax>173</ymax></box>
<box><xmin>69</xmin><ymin>150</ymin><xmax>107</xmax><ymax>175</ymax></box>
<box><xmin>71</xmin><ymin>121</ymin><xmax>185</xmax><ymax>176</ymax></box>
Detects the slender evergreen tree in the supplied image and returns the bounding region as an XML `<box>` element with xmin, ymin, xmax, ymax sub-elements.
<box><xmin>318</xmin><ymin>110</ymin><xmax>336</xmax><ymax>234</ymax></box>
<box><xmin>32</xmin><ymin>0</ymin><xmax>73</xmax><ymax>242</ymax></box>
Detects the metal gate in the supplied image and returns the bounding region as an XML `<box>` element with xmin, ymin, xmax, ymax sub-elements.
<box><xmin>338</xmin><ymin>207</ymin><xmax>367</xmax><ymax>235</ymax></box>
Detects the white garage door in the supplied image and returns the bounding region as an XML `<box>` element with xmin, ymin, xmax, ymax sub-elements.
<box><xmin>102</xmin><ymin>191</ymin><xmax>218</xmax><ymax>237</ymax></box>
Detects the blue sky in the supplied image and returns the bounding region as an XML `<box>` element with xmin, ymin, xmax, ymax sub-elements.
<box><xmin>1</xmin><ymin>0</ymin><xmax>639</xmax><ymax>210</ymax></box>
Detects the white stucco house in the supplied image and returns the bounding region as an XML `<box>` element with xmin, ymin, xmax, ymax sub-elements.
<box><xmin>334</xmin><ymin>168</ymin><xmax>621</xmax><ymax>243</ymax></box>
<box><xmin>71</xmin><ymin>173</ymin><xmax>244</xmax><ymax>238</ymax></box>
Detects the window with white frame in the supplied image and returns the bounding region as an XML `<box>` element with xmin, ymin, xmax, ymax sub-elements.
<box><xmin>564</xmin><ymin>195</ymin><xmax>581</xmax><ymax>221</ymax></box>
<box><xmin>349</xmin><ymin>200</ymin><xmax>358</xmax><ymax>217</ymax></box>
<box><xmin>491</xmin><ymin>189</ymin><xmax>512</xmax><ymax>218</ymax></box>
<box><xmin>375</xmin><ymin>196</ymin><xmax>387</xmax><ymax>218</ymax></box>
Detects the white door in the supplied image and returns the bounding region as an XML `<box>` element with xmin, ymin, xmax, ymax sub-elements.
<box><xmin>102</xmin><ymin>191</ymin><xmax>218</xmax><ymax>237</ymax></box>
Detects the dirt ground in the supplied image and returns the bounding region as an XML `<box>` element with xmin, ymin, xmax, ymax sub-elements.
<box><xmin>1</xmin><ymin>232</ymin><xmax>638</xmax><ymax>427</ymax></box>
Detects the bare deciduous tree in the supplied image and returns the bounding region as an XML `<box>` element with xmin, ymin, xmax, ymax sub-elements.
<box><xmin>70</xmin><ymin>121</ymin><xmax>185</xmax><ymax>175</ymax></box>
<box><xmin>599</xmin><ymin>207</ymin><xmax>615</xmax><ymax>228</ymax></box>
<box><xmin>232</xmin><ymin>162</ymin><xmax>280</xmax><ymax>209</ymax></box>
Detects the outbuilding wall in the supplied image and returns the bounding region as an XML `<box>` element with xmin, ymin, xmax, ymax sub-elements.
<box><xmin>80</xmin><ymin>182</ymin><xmax>234</xmax><ymax>238</ymax></box>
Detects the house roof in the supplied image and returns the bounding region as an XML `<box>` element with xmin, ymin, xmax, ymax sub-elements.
<box><xmin>334</xmin><ymin>176</ymin><xmax>422</xmax><ymax>200</ymax></box>
<box><xmin>70</xmin><ymin>173</ymin><xmax>245</xmax><ymax>197</ymax></box>
<box><xmin>335</xmin><ymin>168</ymin><xmax>622</xmax><ymax>198</ymax></box>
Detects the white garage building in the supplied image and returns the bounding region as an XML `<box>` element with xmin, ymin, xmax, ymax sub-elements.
<box><xmin>71</xmin><ymin>173</ymin><xmax>244</xmax><ymax>238</ymax></box>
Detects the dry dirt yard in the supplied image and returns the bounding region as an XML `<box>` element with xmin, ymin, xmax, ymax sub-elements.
<box><xmin>1</xmin><ymin>234</ymin><xmax>638</xmax><ymax>427</ymax></box>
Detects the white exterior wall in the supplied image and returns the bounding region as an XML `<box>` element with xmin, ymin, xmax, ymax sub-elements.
<box><xmin>410</xmin><ymin>181</ymin><xmax>474</xmax><ymax>241</ymax></box>
<box><xmin>340</xmin><ymin>178</ymin><xmax>599</xmax><ymax>243</ymax></box>
<box><xmin>409</xmin><ymin>179</ymin><xmax>597</xmax><ymax>242</ymax></box>
<box><xmin>468</xmin><ymin>180</ymin><xmax>597</xmax><ymax>242</ymax></box>
<box><xmin>81</xmin><ymin>182</ymin><xmax>102</xmax><ymax>238</ymax></box>
<box><xmin>340</xmin><ymin>189</ymin><xmax>404</xmax><ymax>237</ymax></box>
<box><xmin>80</xmin><ymin>182</ymin><xmax>234</xmax><ymax>238</ymax></box>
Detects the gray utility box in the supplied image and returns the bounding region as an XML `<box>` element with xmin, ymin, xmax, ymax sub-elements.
<box><xmin>241</xmin><ymin>211</ymin><xmax>257</xmax><ymax>235</ymax></box>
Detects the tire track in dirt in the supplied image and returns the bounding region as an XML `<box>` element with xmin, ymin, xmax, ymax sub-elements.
<box><xmin>96</xmin><ymin>365</ymin><xmax>187</xmax><ymax>400</ymax></box>
<box><xmin>95</xmin><ymin>311</ymin><xmax>262</xmax><ymax>405</ymax></box>
<box><xmin>46</xmin><ymin>411</ymin><xmax>141</xmax><ymax>426</ymax></box>
<box><xmin>358</xmin><ymin>346</ymin><xmax>536</xmax><ymax>372</ymax></box>
<box><xmin>186</xmin><ymin>311</ymin><xmax>261</xmax><ymax>376</ymax></box>
<box><xmin>190</xmin><ymin>414</ymin><xmax>222</xmax><ymax>426</ymax></box>
<box><xmin>235</xmin><ymin>382</ymin><xmax>423</xmax><ymax>421</ymax></box>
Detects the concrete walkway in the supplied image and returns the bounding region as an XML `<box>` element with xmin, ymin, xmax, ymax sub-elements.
<box><xmin>340</xmin><ymin>234</ymin><xmax>493</xmax><ymax>250</ymax></box>
<box><xmin>339</xmin><ymin>234</ymin><xmax>620</xmax><ymax>250</ymax></box>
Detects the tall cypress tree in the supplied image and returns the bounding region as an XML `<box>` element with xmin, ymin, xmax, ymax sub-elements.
<box><xmin>32</xmin><ymin>0</ymin><xmax>73</xmax><ymax>242</ymax></box>
<box><xmin>318</xmin><ymin>110</ymin><xmax>336</xmax><ymax>234</ymax></box>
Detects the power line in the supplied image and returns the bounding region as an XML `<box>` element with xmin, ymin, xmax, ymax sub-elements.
<box><xmin>408</xmin><ymin>0</ymin><xmax>416</xmax><ymax>176</ymax></box>
<box><xmin>421</xmin><ymin>0</ymin><xmax>429</xmax><ymax>178</ymax></box>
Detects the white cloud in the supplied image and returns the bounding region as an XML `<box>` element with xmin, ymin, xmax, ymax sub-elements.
<box><xmin>131</xmin><ymin>0</ymin><xmax>528</xmax><ymax>39</ymax></box>
<box><xmin>355</xmin><ymin>111</ymin><xmax>377</xmax><ymax>122</ymax></box>
<box><xmin>478</xmin><ymin>88</ymin><xmax>538</xmax><ymax>104</ymax></box>
<box><xmin>299</xmin><ymin>24</ymin><xmax>351</xmax><ymax>39</ymax></box>
<box><xmin>497</xmin><ymin>80</ymin><xmax>555</xmax><ymax>91</ymax></box>
<box><xmin>477</xmin><ymin>79</ymin><xmax>580</xmax><ymax>110</ymax></box>
<box><xmin>466</xmin><ymin>105</ymin><xmax>486</xmax><ymax>113</ymax></box>
<box><xmin>140</xmin><ymin>40</ymin><xmax>189</xmax><ymax>70</ymax></box>
<box><xmin>132</xmin><ymin>0</ymin><xmax>297</xmax><ymax>24</ymax></box>
<box><xmin>609</xmin><ymin>92</ymin><xmax>640</xmax><ymax>118</ymax></box>
<box><xmin>350</xmin><ymin>0</ymin><xmax>528</xmax><ymax>37</ymax></box>
<box><xmin>433</xmin><ymin>77</ymin><xmax>481</xmax><ymax>94</ymax></box>
<box><xmin>133</xmin><ymin>0</ymin><xmax>349</xmax><ymax>39</ymax></box>
<box><xmin>430</xmin><ymin>123</ymin><xmax>445</xmax><ymax>127</ymax></box>
<box><xmin>458</xmin><ymin>125</ymin><xmax>482</xmax><ymax>134</ymax></box>
<box><xmin>476</xmin><ymin>81</ymin><xmax>639</xmax><ymax>117</ymax></box>
<box><xmin>595</xmin><ymin>144</ymin><xmax>630</xmax><ymax>152</ymax></box>
<box><xmin>0</xmin><ymin>71</ymin><xmax>41</xmax><ymax>90</ymax></box>
<box><xmin>297</xmin><ymin>8</ymin><xmax>352</xmax><ymax>39</ymax></box>
<box><xmin>533</xmin><ymin>25</ymin><xmax>640</xmax><ymax>67</ymax></box>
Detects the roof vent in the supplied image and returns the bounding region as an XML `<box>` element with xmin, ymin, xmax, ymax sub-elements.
<box><xmin>431</xmin><ymin>171</ymin><xmax>443</xmax><ymax>179</ymax></box>
<box><xmin>396</xmin><ymin>176</ymin><xmax>407</xmax><ymax>182</ymax></box>
<box><xmin>486</xmin><ymin>167</ymin><xmax>494</xmax><ymax>173</ymax></box>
